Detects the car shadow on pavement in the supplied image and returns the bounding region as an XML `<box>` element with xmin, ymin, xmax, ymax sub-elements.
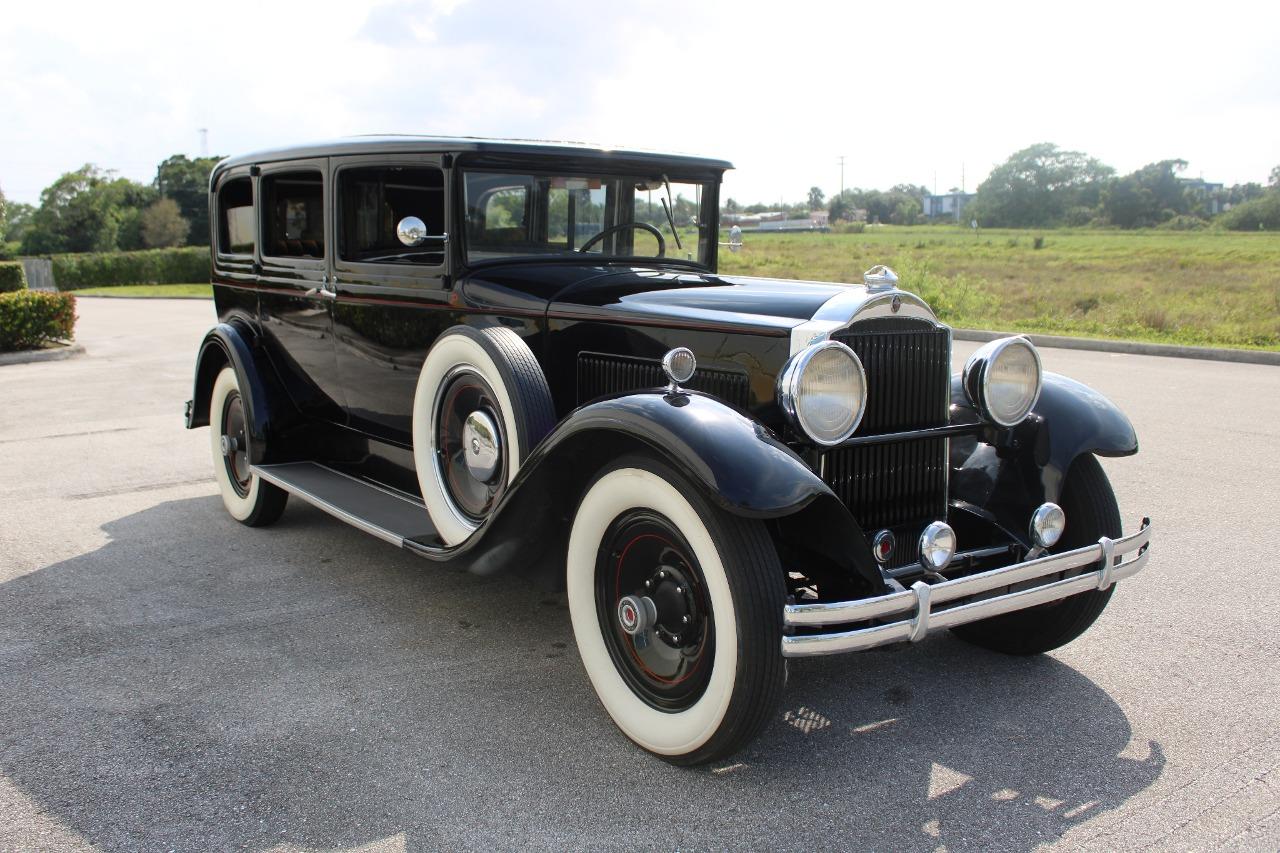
<box><xmin>0</xmin><ymin>496</ymin><xmax>1163</xmax><ymax>851</ymax></box>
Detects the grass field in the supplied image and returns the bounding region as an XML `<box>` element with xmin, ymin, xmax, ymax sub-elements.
<box><xmin>74</xmin><ymin>284</ymin><xmax>212</xmax><ymax>298</ymax></box>
<box><xmin>718</xmin><ymin>226</ymin><xmax>1280</xmax><ymax>350</ymax></box>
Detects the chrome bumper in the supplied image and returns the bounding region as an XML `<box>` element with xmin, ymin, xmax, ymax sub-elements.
<box><xmin>781</xmin><ymin>518</ymin><xmax>1152</xmax><ymax>657</ymax></box>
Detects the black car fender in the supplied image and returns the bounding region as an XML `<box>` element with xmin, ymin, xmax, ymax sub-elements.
<box><xmin>185</xmin><ymin>322</ymin><xmax>290</xmax><ymax>465</ymax></box>
<box><xmin>431</xmin><ymin>390</ymin><xmax>884</xmax><ymax>594</ymax></box>
<box><xmin>949</xmin><ymin>371</ymin><xmax>1138</xmax><ymax>538</ymax></box>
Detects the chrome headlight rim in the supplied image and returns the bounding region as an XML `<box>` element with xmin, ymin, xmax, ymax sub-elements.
<box><xmin>963</xmin><ymin>336</ymin><xmax>1043</xmax><ymax>428</ymax></box>
<box><xmin>777</xmin><ymin>340</ymin><xmax>868</xmax><ymax>447</ymax></box>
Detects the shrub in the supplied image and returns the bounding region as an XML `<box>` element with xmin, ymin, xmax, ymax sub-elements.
<box><xmin>1218</xmin><ymin>191</ymin><xmax>1280</xmax><ymax>231</ymax></box>
<box><xmin>1158</xmin><ymin>215</ymin><xmax>1209</xmax><ymax>231</ymax></box>
<box><xmin>50</xmin><ymin>246</ymin><xmax>208</xmax><ymax>289</ymax></box>
<box><xmin>0</xmin><ymin>261</ymin><xmax>26</xmax><ymax>293</ymax></box>
<box><xmin>0</xmin><ymin>291</ymin><xmax>77</xmax><ymax>351</ymax></box>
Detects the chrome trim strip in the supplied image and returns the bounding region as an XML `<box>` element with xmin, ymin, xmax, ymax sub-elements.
<box><xmin>781</xmin><ymin>518</ymin><xmax>1151</xmax><ymax>656</ymax></box>
<box><xmin>835</xmin><ymin>422</ymin><xmax>978</xmax><ymax>447</ymax></box>
<box><xmin>251</xmin><ymin>464</ymin><xmax>411</xmax><ymax>547</ymax></box>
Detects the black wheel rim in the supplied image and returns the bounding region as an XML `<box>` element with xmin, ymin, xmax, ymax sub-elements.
<box><xmin>435</xmin><ymin>370</ymin><xmax>507</xmax><ymax>522</ymax></box>
<box><xmin>595</xmin><ymin>510</ymin><xmax>714</xmax><ymax>711</ymax></box>
<box><xmin>221</xmin><ymin>390</ymin><xmax>252</xmax><ymax>498</ymax></box>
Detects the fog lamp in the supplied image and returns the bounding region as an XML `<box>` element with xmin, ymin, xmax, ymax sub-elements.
<box><xmin>919</xmin><ymin>521</ymin><xmax>957</xmax><ymax>572</ymax></box>
<box><xmin>1029</xmin><ymin>502</ymin><xmax>1066</xmax><ymax>549</ymax></box>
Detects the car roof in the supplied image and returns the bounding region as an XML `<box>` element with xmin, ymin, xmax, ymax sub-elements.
<box><xmin>214</xmin><ymin>135</ymin><xmax>734</xmax><ymax>174</ymax></box>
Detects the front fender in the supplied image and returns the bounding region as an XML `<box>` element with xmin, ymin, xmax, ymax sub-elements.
<box><xmin>434</xmin><ymin>391</ymin><xmax>882</xmax><ymax>593</ymax></box>
<box><xmin>949</xmin><ymin>372</ymin><xmax>1138</xmax><ymax>536</ymax></box>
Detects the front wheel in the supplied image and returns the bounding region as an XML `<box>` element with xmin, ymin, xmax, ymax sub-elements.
<box><xmin>566</xmin><ymin>458</ymin><xmax>786</xmax><ymax>765</ymax></box>
<box><xmin>951</xmin><ymin>453</ymin><xmax>1121</xmax><ymax>655</ymax></box>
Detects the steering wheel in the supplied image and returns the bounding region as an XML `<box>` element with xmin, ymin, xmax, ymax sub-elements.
<box><xmin>577</xmin><ymin>222</ymin><xmax>666</xmax><ymax>257</ymax></box>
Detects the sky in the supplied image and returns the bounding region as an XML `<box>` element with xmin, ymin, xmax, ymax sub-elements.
<box><xmin>1</xmin><ymin>0</ymin><xmax>1278</xmax><ymax>207</ymax></box>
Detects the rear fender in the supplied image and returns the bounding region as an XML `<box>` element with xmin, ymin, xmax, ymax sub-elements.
<box><xmin>949</xmin><ymin>372</ymin><xmax>1138</xmax><ymax>537</ymax></box>
<box><xmin>186</xmin><ymin>322</ymin><xmax>291</xmax><ymax>465</ymax></box>
<box><xmin>449</xmin><ymin>391</ymin><xmax>883</xmax><ymax>593</ymax></box>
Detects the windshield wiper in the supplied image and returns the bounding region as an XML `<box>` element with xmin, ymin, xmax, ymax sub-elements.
<box><xmin>660</xmin><ymin>174</ymin><xmax>684</xmax><ymax>252</ymax></box>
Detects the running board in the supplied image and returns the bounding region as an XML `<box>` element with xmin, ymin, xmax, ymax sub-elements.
<box><xmin>252</xmin><ymin>462</ymin><xmax>441</xmax><ymax>548</ymax></box>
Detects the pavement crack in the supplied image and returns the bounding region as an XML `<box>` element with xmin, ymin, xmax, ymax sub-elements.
<box><xmin>67</xmin><ymin>477</ymin><xmax>212</xmax><ymax>500</ymax></box>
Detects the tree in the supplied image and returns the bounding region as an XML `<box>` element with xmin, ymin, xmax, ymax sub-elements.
<box><xmin>807</xmin><ymin>186</ymin><xmax>825</xmax><ymax>210</ymax></box>
<box><xmin>21</xmin><ymin>165</ymin><xmax>157</xmax><ymax>254</ymax></box>
<box><xmin>969</xmin><ymin>143</ymin><xmax>1114</xmax><ymax>227</ymax></box>
<box><xmin>140</xmin><ymin>198</ymin><xmax>191</xmax><ymax>248</ymax></box>
<box><xmin>1270</xmin><ymin>165</ymin><xmax>1280</xmax><ymax>188</ymax></box>
<box><xmin>1101</xmin><ymin>160</ymin><xmax>1190</xmax><ymax>228</ymax></box>
<box><xmin>0</xmin><ymin>183</ymin><xmax>6</xmax><ymax>237</ymax></box>
<box><xmin>723</xmin><ymin>198</ymin><xmax>740</xmax><ymax>214</ymax></box>
<box><xmin>154</xmin><ymin>154</ymin><xmax>222</xmax><ymax>245</ymax></box>
<box><xmin>3</xmin><ymin>201</ymin><xmax>35</xmax><ymax>244</ymax></box>
<box><xmin>828</xmin><ymin>193</ymin><xmax>851</xmax><ymax>222</ymax></box>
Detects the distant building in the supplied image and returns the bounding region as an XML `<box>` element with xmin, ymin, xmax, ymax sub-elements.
<box><xmin>1179</xmin><ymin>178</ymin><xmax>1226</xmax><ymax>215</ymax></box>
<box><xmin>921</xmin><ymin>191</ymin><xmax>976</xmax><ymax>222</ymax></box>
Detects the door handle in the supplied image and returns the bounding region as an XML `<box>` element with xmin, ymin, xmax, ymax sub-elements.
<box><xmin>304</xmin><ymin>284</ymin><xmax>337</xmax><ymax>299</ymax></box>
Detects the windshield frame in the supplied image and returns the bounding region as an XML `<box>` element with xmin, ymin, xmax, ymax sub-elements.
<box><xmin>457</xmin><ymin>163</ymin><xmax>721</xmax><ymax>271</ymax></box>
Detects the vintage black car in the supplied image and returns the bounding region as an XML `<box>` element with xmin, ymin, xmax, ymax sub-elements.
<box><xmin>185</xmin><ymin>136</ymin><xmax>1152</xmax><ymax>765</ymax></box>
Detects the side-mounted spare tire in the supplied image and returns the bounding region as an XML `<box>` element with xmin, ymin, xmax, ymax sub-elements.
<box><xmin>412</xmin><ymin>325</ymin><xmax>556</xmax><ymax>545</ymax></box>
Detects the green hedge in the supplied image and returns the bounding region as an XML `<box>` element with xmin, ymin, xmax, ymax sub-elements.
<box><xmin>0</xmin><ymin>291</ymin><xmax>77</xmax><ymax>351</ymax></box>
<box><xmin>0</xmin><ymin>262</ymin><xmax>26</xmax><ymax>293</ymax></box>
<box><xmin>51</xmin><ymin>247</ymin><xmax>209</xmax><ymax>289</ymax></box>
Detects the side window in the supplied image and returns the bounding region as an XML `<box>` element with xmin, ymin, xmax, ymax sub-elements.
<box><xmin>262</xmin><ymin>171</ymin><xmax>325</xmax><ymax>259</ymax></box>
<box><xmin>218</xmin><ymin>178</ymin><xmax>254</xmax><ymax>256</ymax></box>
<box><xmin>338</xmin><ymin>166</ymin><xmax>445</xmax><ymax>265</ymax></box>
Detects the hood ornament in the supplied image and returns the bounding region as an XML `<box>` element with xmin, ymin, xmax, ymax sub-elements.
<box><xmin>863</xmin><ymin>265</ymin><xmax>899</xmax><ymax>292</ymax></box>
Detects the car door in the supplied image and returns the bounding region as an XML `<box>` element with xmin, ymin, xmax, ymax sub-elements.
<box><xmin>329</xmin><ymin>154</ymin><xmax>453</xmax><ymax>445</ymax></box>
<box><xmin>255</xmin><ymin>159</ymin><xmax>345</xmax><ymax>423</ymax></box>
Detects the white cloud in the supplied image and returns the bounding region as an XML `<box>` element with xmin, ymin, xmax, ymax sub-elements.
<box><xmin>1</xmin><ymin>0</ymin><xmax>1277</xmax><ymax>205</ymax></box>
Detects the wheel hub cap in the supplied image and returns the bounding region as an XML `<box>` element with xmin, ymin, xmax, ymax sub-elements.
<box><xmin>462</xmin><ymin>409</ymin><xmax>501</xmax><ymax>482</ymax></box>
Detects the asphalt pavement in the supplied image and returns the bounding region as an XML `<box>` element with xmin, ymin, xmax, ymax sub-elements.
<box><xmin>1</xmin><ymin>298</ymin><xmax>1277</xmax><ymax>851</ymax></box>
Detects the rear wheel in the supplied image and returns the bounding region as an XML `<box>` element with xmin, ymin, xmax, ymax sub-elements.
<box><xmin>208</xmin><ymin>366</ymin><xmax>287</xmax><ymax>526</ymax></box>
<box><xmin>952</xmin><ymin>454</ymin><xmax>1121</xmax><ymax>655</ymax></box>
<box><xmin>566</xmin><ymin>458</ymin><xmax>786</xmax><ymax>765</ymax></box>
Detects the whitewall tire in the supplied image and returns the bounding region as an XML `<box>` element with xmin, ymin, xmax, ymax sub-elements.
<box><xmin>208</xmin><ymin>366</ymin><xmax>287</xmax><ymax>526</ymax></box>
<box><xmin>567</xmin><ymin>458</ymin><xmax>786</xmax><ymax>765</ymax></box>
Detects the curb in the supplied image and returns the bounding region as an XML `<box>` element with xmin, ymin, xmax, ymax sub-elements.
<box><xmin>73</xmin><ymin>294</ymin><xmax>212</xmax><ymax>301</ymax></box>
<box><xmin>953</xmin><ymin>329</ymin><xmax>1280</xmax><ymax>367</ymax></box>
<box><xmin>0</xmin><ymin>343</ymin><xmax>86</xmax><ymax>366</ymax></box>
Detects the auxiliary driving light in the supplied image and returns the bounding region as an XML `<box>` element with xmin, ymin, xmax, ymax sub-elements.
<box><xmin>1029</xmin><ymin>502</ymin><xmax>1066</xmax><ymax>549</ymax></box>
<box><xmin>919</xmin><ymin>521</ymin><xmax>957</xmax><ymax>572</ymax></box>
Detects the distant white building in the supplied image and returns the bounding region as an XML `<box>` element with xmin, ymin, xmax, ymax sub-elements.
<box><xmin>921</xmin><ymin>192</ymin><xmax>975</xmax><ymax>222</ymax></box>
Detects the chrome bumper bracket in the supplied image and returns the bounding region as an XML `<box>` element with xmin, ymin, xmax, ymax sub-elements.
<box><xmin>781</xmin><ymin>517</ymin><xmax>1152</xmax><ymax>658</ymax></box>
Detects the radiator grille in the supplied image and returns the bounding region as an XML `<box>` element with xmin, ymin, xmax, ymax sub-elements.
<box><xmin>833</xmin><ymin>321</ymin><xmax>951</xmax><ymax>433</ymax></box>
<box><xmin>825</xmin><ymin>321</ymin><xmax>952</xmax><ymax>568</ymax></box>
<box><xmin>576</xmin><ymin>352</ymin><xmax>751</xmax><ymax>409</ymax></box>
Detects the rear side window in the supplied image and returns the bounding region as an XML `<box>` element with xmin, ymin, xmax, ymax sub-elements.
<box><xmin>262</xmin><ymin>171</ymin><xmax>325</xmax><ymax>259</ymax></box>
<box><xmin>339</xmin><ymin>166</ymin><xmax>445</xmax><ymax>265</ymax></box>
<box><xmin>218</xmin><ymin>178</ymin><xmax>254</xmax><ymax>256</ymax></box>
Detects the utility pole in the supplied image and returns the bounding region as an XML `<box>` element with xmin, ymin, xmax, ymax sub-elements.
<box><xmin>837</xmin><ymin>155</ymin><xmax>845</xmax><ymax>200</ymax></box>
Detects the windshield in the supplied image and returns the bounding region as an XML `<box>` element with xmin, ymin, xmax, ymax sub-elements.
<box><xmin>462</xmin><ymin>171</ymin><xmax>715</xmax><ymax>266</ymax></box>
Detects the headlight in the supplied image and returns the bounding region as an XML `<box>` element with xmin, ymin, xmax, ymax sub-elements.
<box><xmin>777</xmin><ymin>341</ymin><xmax>867</xmax><ymax>445</ymax></box>
<box><xmin>962</xmin><ymin>336</ymin><xmax>1043</xmax><ymax>427</ymax></box>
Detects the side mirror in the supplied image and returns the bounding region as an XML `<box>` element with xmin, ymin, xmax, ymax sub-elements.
<box><xmin>727</xmin><ymin>225</ymin><xmax>743</xmax><ymax>254</ymax></box>
<box><xmin>397</xmin><ymin>216</ymin><xmax>429</xmax><ymax>247</ymax></box>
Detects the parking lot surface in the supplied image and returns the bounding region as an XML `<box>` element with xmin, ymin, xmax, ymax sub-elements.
<box><xmin>1</xmin><ymin>298</ymin><xmax>1277</xmax><ymax>851</ymax></box>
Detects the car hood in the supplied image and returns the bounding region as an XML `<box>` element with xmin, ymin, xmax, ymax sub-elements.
<box><xmin>464</xmin><ymin>263</ymin><xmax>861</xmax><ymax>334</ymax></box>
